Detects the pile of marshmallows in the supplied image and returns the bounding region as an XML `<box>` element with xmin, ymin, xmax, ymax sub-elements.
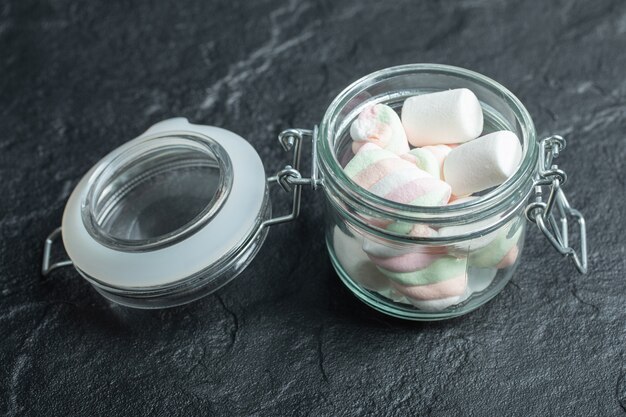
<box><xmin>341</xmin><ymin>88</ymin><xmax>523</xmax><ymax>311</ymax></box>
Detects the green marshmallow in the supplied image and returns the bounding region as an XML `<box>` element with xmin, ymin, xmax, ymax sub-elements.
<box><xmin>379</xmin><ymin>256</ymin><xmax>467</xmax><ymax>286</ymax></box>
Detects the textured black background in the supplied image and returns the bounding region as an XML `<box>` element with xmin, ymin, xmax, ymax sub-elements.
<box><xmin>1</xmin><ymin>0</ymin><xmax>625</xmax><ymax>415</ymax></box>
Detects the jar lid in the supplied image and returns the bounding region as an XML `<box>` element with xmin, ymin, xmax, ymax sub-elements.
<box><xmin>60</xmin><ymin>118</ymin><xmax>270</xmax><ymax>306</ymax></box>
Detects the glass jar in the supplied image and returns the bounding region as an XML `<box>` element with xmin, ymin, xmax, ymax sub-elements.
<box><xmin>317</xmin><ymin>65</ymin><xmax>537</xmax><ymax>319</ymax></box>
<box><xmin>43</xmin><ymin>64</ymin><xmax>587</xmax><ymax>319</ymax></box>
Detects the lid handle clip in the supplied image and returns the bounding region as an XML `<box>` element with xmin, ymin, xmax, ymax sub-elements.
<box><xmin>525</xmin><ymin>135</ymin><xmax>588</xmax><ymax>274</ymax></box>
<box><xmin>41</xmin><ymin>227</ymin><xmax>73</xmax><ymax>277</ymax></box>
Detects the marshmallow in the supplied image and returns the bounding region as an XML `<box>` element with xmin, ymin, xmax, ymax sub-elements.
<box><xmin>380</xmin><ymin>255</ymin><xmax>467</xmax><ymax>291</ymax></box>
<box><xmin>409</xmin><ymin>280</ymin><xmax>475</xmax><ymax>311</ymax></box>
<box><xmin>344</xmin><ymin>143</ymin><xmax>451</xmax><ymax>206</ymax></box>
<box><xmin>363</xmin><ymin>222</ymin><xmax>438</xmax><ymax>258</ymax></box>
<box><xmin>443</xmin><ymin>130</ymin><xmax>523</xmax><ymax>196</ymax></box>
<box><xmin>368</xmin><ymin>251</ymin><xmax>442</xmax><ymax>273</ymax></box>
<box><xmin>423</xmin><ymin>144</ymin><xmax>455</xmax><ymax>164</ymax></box>
<box><xmin>438</xmin><ymin>217</ymin><xmax>502</xmax><ymax>255</ymax></box>
<box><xmin>384</xmin><ymin>221</ymin><xmax>438</xmax><ymax>237</ymax></box>
<box><xmin>380</xmin><ymin>255</ymin><xmax>466</xmax><ymax>285</ymax></box>
<box><xmin>350</xmin><ymin>103</ymin><xmax>410</xmax><ymax>155</ymax></box>
<box><xmin>469</xmin><ymin>224</ymin><xmax>523</xmax><ymax>268</ymax></box>
<box><xmin>390</xmin><ymin>273</ymin><xmax>467</xmax><ymax>301</ymax></box>
<box><xmin>362</xmin><ymin>237</ymin><xmax>414</xmax><ymax>258</ymax></box>
<box><xmin>363</xmin><ymin>224</ymin><xmax>445</xmax><ymax>273</ymax></box>
<box><xmin>331</xmin><ymin>226</ymin><xmax>390</xmax><ymax>292</ymax></box>
<box><xmin>400</xmin><ymin>148</ymin><xmax>440</xmax><ymax>179</ymax></box>
<box><xmin>401</xmin><ymin>144</ymin><xmax>455</xmax><ymax>180</ymax></box>
<box><xmin>401</xmin><ymin>89</ymin><xmax>484</xmax><ymax>146</ymax></box>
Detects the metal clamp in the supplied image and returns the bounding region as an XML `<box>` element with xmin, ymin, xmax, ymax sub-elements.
<box><xmin>41</xmin><ymin>227</ymin><xmax>73</xmax><ymax>276</ymax></box>
<box><xmin>262</xmin><ymin>127</ymin><xmax>321</xmax><ymax>227</ymax></box>
<box><xmin>525</xmin><ymin>135</ymin><xmax>588</xmax><ymax>274</ymax></box>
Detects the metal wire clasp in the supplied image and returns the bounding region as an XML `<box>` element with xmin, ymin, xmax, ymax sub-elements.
<box><xmin>41</xmin><ymin>227</ymin><xmax>73</xmax><ymax>276</ymax></box>
<box><xmin>262</xmin><ymin>127</ymin><xmax>321</xmax><ymax>227</ymax></box>
<box><xmin>525</xmin><ymin>135</ymin><xmax>588</xmax><ymax>274</ymax></box>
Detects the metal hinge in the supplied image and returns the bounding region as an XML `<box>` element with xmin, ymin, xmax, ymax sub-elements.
<box><xmin>525</xmin><ymin>135</ymin><xmax>588</xmax><ymax>274</ymax></box>
<box><xmin>262</xmin><ymin>126</ymin><xmax>322</xmax><ymax>227</ymax></box>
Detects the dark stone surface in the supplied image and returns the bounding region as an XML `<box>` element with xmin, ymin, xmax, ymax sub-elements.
<box><xmin>1</xmin><ymin>0</ymin><xmax>625</xmax><ymax>415</ymax></box>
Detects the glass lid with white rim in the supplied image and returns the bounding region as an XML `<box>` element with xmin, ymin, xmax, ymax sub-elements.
<box><xmin>47</xmin><ymin>117</ymin><xmax>300</xmax><ymax>308</ymax></box>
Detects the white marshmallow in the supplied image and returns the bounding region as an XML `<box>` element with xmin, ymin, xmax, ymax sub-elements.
<box><xmin>401</xmin><ymin>89</ymin><xmax>484</xmax><ymax>147</ymax></box>
<box><xmin>443</xmin><ymin>130</ymin><xmax>523</xmax><ymax>196</ymax></box>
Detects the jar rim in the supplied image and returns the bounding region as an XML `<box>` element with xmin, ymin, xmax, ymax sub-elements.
<box><xmin>317</xmin><ymin>63</ymin><xmax>538</xmax><ymax>225</ymax></box>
